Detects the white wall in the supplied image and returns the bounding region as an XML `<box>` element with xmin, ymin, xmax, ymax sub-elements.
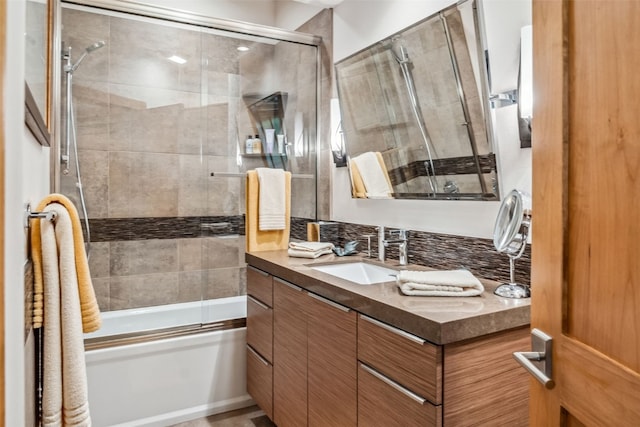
<box><xmin>330</xmin><ymin>0</ymin><xmax>532</xmax><ymax>238</ymax></box>
<box><xmin>5</xmin><ymin>0</ymin><xmax>54</xmax><ymax>422</ymax></box>
<box><xmin>274</xmin><ymin>1</ymin><xmax>324</xmax><ymax>31</ymax></box>
<box><xmin>140</xmin><ymin>0</ymin><xmax>277</xmax><ymax>26</ymax></box>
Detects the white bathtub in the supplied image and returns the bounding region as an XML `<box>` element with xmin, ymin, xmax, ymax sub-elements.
<box><xmin>84</xmin><ymin>296</ymin><xmax>253</xmax><ymax>426</ymax></box>
<box><xmin>85</xmin><ymin>296</ymin><xmax>247</xmax><ymax>339</ymax></box>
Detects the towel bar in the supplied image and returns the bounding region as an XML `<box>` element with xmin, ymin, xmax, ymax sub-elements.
<box><xmin>24</xmin><ymin>204</ymin><xmax>57</xmax><ymax>229</ymax></box>
<box><xmin>210</xmin><ymin>171</ymin><xmax>314</xmax><ymax>179</ymax></box>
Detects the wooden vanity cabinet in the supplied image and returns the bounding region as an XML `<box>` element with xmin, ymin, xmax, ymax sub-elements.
<box><xmin>246</xmin><ymin>266</ymin><xmax>274</xmax><ymax>420</ymax></box>
<box><xmin>246</xmin><ymin>262</ymin><xmax>528</xmax><ymax>427</ymax></box>
<box><xmin>273</xmin><ymin>278</ymin><xmax>308</xmax><ymax>427</ymax></box>
<box><xmin>443</xmin><ymin>328</ymin><xmax>529</xmax><ymax>426</ymax></box>
<box><xmin>307</xmin><ymin>293</ymin><xmax>357</xmax><ymax>427</ymax></box>
<box><xmin>358</xmin><ymin>314</ymin><xmax>443</xmax><ymax>427</ymax></box>
<box><xmin>358</xmin><ymin>363</ymin><xmax>442</xmax><ymax>427</ymax></box>
<box><xmin>272</xmin><ymin>277</ymin><xmax>358</xmax><ymax>427</ymax></box>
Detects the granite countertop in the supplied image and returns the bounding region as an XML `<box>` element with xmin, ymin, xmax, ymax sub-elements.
<box><xmin>245</xmin><ymin>250</ymin><xmax>530</xmax><ymax>346</ymax></box>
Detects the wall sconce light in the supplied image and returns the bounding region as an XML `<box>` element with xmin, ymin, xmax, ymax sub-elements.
<box><xmin>489</xmin><ymin>25</ymin><xmax>533</xmax><ymax>148</ymax></box>
<box><xmin>330</xmin><ymin>98</ymin><xmax>347</xmax><ymax>167</ymax></box>
<box><xmin>518</xmin><ymin>25</ymin><xmax>532</xmax><ymax>148</ymax></box>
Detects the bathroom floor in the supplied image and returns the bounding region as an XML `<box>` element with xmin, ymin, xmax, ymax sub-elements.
<box><xmin>171</xmin><ymin>406</ymin><xmax>275</xmax><ymax>427</ymax></box>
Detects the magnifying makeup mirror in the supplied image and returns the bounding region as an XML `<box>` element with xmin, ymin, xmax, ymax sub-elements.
<box><xmin>493</xmin><ymin>189</ymin><xmax>532</xmax><ymax>298</ymax></box>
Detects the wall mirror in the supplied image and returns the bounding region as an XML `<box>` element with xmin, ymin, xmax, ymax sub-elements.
<box><xmin>335</xmin><ymin>0</ymin><xmax>497</xmax><ymax>200</ymax></box>
<box><xmin>25</xmin><ymin>0</ymin><xmax>52</xmax><ymax>146</ymax></box>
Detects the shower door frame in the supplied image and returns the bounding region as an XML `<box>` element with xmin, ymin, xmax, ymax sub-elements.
<box><xmin>50</xmin><ymin>0</ymin><xmax>324</xmax><ymax>221</ymax></box>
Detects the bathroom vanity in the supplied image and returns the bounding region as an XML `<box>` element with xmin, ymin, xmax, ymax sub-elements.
<box><xmin>245</xmin><ymin>251</ymin><xmax>530</xmax><ymax>426</ymax></box>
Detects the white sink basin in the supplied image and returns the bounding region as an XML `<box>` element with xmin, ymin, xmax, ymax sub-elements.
<box><xmin>310</xmin><ymin>262</ymin><xmax>398</xmax><ymax>285</ymax></box>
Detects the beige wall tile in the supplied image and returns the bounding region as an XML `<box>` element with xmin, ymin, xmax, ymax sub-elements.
<box><xmin>178</xmin><ymin>154</ymin><xmax>207</xmax><ymax>217</ymax></box>
<box><xmin>177</xmin><ymin>270</ymin><xmax>204</xmax><ymax>303</ymax></box>
<box><xmin>110</xmin><ymin>239</ymin><xmax>178</xmax><ymax>277</ymax></box>
<box><xmin>88</xmin><ymin>242</ymin><xmax>110</xmax><ymax>278</ymax></box>
<box><xmin>202</xmin><ymin>236</ymin><xmax>241</xmax><ymax>269</ymax></box>
<box><xmin>204</xmin><ymin>268</ymin><xmax>240</xmax><ymax>299</ymax></box>
<box><xmin>108</xmin><ymin>152</ymin><xmax>179</xmax><ymax>218</ymax></box>
<box><xmin>178</xmin><ymin>238</ymin><xmax>203</xmax><ymax>272</ymax></box>
<box><xmin>78</xmin><ymin>150</ymin><xmax>109</xmax><ymax>218</ymax></box>
<box><xmin>92</xmin><ymin>277</ymin><xmax>111</xmax><ymax>312</ymax></box>
<box><xmin>110</xmin><ymin>272</ymin><xmax>179</xmax><ymax>310</ymax></box>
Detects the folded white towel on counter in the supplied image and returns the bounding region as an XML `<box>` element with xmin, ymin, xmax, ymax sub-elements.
<box><xmin>256</xmin><ymin>168</ymin><xmax>286</xmax><ymax>231</ymax></box>
<box><xmin>397</xmin><ymin>269</ymin><xmax>484</xmax><ymax>297</ymax></box>
<box><xmin>288</xmin><ymin>241</ymin><xmax>335</xmax><ymax>252</ymax></box>
<box><xmin>288</xmin><ymin>247</ymin><xmax>334</xmax><ymax>259</ymax></box>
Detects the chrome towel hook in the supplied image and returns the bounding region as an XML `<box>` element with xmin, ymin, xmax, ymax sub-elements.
<box><xmin>24</xmin><ymin>203</ymin><xmax>57</xmax><ymax>229</ymax></box>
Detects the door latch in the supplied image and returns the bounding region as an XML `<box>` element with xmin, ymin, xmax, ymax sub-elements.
<box><xmin>513</xmin><ymin>328</ymin><xmax>555</xmax><ymax>389</ymax></box>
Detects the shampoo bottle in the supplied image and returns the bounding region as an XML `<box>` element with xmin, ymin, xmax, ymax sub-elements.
<box><xmin>252</xmin><ymin>134</ymin><xmax>262</xmax><ymax>153</ymax></box>
<box><xmin>245</xmin><ymin>135</ymin><xmax>254</xmax><ymax>154</ymax></box>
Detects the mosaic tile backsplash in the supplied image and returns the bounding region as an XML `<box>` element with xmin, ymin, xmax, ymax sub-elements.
<box><xmin>291</xmin><ymin>220</ymin><xmax>531</xmax><ymax>287</ymax></box>
<box><xmin>87</xmin><ymin>214</ymin><xmax>529</xmax><ymax>312</ymax></box>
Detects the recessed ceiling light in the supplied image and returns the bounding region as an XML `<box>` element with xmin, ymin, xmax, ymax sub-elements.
<box><xmin>237</xmin><ymin>46</ymin><xmax>250</xmax><ymax>52</ymax></box>
<box><xmin>168</xmin><ymin>55</ymin><xmax>187</xmax><ymax>64</ymax></box>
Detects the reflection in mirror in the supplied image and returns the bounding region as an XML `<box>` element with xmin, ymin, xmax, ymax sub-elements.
<box><xmin>493</xmin><ymin>189</ymin><xmax>531</xmax><ymax>298</ymax></box>
<box><xmin>25</xmin><ymin>0</ymin><xmax>52</xmax><ymax>146</ymax></box>
<box><xmin>335</xmin><ymin>0</ymin><xmax>497</xmax><ymax>200</ymax></box>
<box><xmin>25</xmin><ymin>0</ymin><xmax>49</xmax><ymax>119</ymax></box>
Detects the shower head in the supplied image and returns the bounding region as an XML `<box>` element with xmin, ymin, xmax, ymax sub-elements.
<box><xmin>67</xmin><ymin>40</ymin><xmax>106</xmax><ymax>73</ymax></box>
<box><xmin>390</xmin><ymin>37</ymin><xmax>410</xmax><ymax>64</ymax></box>
<box><xmin>85</xmin><ymin>40</ymin><xmax>106</xmax><ymax>53</ymax></box>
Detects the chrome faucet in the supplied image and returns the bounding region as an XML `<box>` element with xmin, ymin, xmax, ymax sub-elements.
<box><xmin>377</xmin><ymin>227</ymin><xmax>409</xmax><ymax>265</ymax></box>
<box><xmin>377</xmin><ymin>226</ymin><xmax>386</xmax><ymax>262</ymax></box>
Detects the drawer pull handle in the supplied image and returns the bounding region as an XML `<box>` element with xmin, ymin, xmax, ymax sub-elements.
<box><xmin>274</xmin><ymin>277</ymin><xmax>303</xmax><ymax>291</ymax></box>
<box><xmin>308</xmin><ymin>292</ymin><xmax>350</xmax><ymax>313</ymax></box>
<box><xmin>248</xmin><ymin>265</ymin><xmax>270</xmax><ymax>277</ymax></box>
<box><xmin>248</xmin><ymin>295</ymin><xmax>270</xmax><ymax>310</ymax></box>
<box><xmin>248</xmin><ymin>345</ymin><xmax>270</xmax><ymax>367</ymax></box>
<box><xmin>360</xmin><ymin>315</ymin><xmax>425</xmax><ymax>345</ymax></box>
<box><xmin>360</xmin><ymin>363</ymin><xmax>426</xmax><ymax>405</ymax></box>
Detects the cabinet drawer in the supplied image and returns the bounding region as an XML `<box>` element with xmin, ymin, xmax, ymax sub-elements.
<box><xmin>247</xmin><ymin>266</ymin><xmax>273</xmax><ymax>307</ymax></box>
<box><xmin>247</xmin><ymin>295</ymin><xmax>273</xmax><ymax>362</ymax></box>
<box><xmin>247</xmin><ymin>345</ymin><xmax>273</xmax><ymax>421</ymax></box>
<box><xmin>358</xmin><ymin>314</ymin><xmax>442</xmax><ymax>404</ymax></box>
<box><xmin>358</xmin><ymin>363</ymin><xmax>441</xmax><ymax>427</ymax></box>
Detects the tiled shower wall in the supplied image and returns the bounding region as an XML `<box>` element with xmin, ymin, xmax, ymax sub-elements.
<box><xmin>61</xmin><ymin>6</ymin><xmax>328</xmax><ymax>312</ymax></box>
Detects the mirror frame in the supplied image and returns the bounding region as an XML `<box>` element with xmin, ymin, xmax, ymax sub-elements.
<box><xmin>24</xmin><ymin>0</ymin><xmax>53</xmax><ymax>147</ymax></box>
<box><xmin>493</xmin><ymin>189</ymin><xmax>525</xmax><ymax>253</ymax></box>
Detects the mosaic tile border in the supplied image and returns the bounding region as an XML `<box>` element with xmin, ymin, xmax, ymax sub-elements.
<box><xmin>88</xmin><ymin>216</ymin><xmax>245</xmax><ymax>242</ymax></box>
<box><xmin>387</xmin><ymin>153</ymin><xmax>496</xmax><ymax>186</ymax></box>
<box><xmin>88</xmin><ymin>215</ymin><xmax>529</xmax><ymax>286</ymax></box>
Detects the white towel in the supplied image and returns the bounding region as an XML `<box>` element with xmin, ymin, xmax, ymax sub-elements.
<box><xmin>41</xmin><ymin>204</ymin><xmax>92</xmax><ymax>427</ymax></box>
<box><xmin>289</xmin><ymin>241</ymin><xmax>335</xmax><ymax>252</ymax></box>
<box><xmin>256</xmin><ymin>168</ymin><xmax>286</xmax><ymax>230</ymax></box>
<box><xmin>397</xmin><ymin>269</ymin><xmax>484</xmax><ymax>297</ymax></box>
<box><xmin>288</xmin><ymin>247</ymin><xmax>334</xmax><ymax>259</ymax></box>
<box><xmin>350</xmin><ymin>152</ymin><xmax>392</xmax><ymax>198</ymax></box>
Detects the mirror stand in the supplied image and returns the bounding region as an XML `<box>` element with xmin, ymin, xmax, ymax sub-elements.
<box><xmin>494</xmin><ymin>254</ymin><xmax>531</xmax><ymax>298</ymax></box>
<box><xmin>492</xmin><ymin>189</ymin><xmax>532</xmax><ymax>299</ymax></box>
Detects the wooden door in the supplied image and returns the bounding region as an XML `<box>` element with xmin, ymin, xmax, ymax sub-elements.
<box><xmin>273</xmin><ymin>278</ymin><xmax>307</xmax><ymax>427</ymax></box>
<box><xmin>0</xmin><ymin>0</ymin><xmax>6</xmax><ymax>422</ymax></box>
<box><xmin>531</xmin><ymin>0</ymin><xmax>640</xmax><ymax>425</ymax></box>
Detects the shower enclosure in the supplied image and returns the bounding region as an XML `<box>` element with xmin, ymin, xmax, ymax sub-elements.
<box><xmin>58</xmin><ymin>2</ymin><xmax>320</xmax><ymax>343</ymax></box>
